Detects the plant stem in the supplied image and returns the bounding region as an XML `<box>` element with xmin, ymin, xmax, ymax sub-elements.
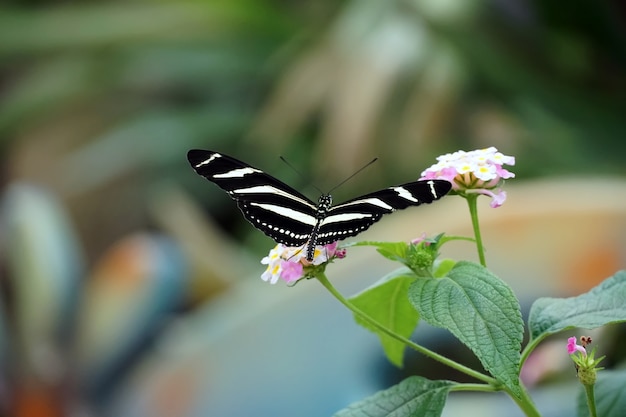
<box><xmin>507</xmin><ymin>384</ymin><xmax>542</xmax><ymax>417</ymax></box>
<box><xmin>316</xmin><ymin>272</ymin><xmax>494</xmax><ymax>385</ymax></box>
<box><xmin>520</xmin><ymin>337</ymin><xmax>543</xmax><ymax>369</ymax></box>
<box><xmin>466</xmin><ymin>194</ymin><xmax>487</xmax><ymax>267</ymax></box>
<box><xmin>448</xmin><ymin>383</ymin><xmax>541</xmax><ymax>417</ymax></box>
<box><xmin>584</xmin><ymin>383</ymin><xmax>598</xmax><ymax>417</ymax></box>
<box><xmin>450</xmin><ymin>383</ymin><xmax>499</xmax><ymax>393</ymax></box>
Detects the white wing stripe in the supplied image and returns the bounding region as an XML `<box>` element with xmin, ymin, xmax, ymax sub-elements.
<box><xmin>195</xmin><ymin>152</ymin><xmax>221</xmax><ymax>167</ymax></box>
<box><xmin>333</xmin><ymin>197</ymin><xmax>393</xmax><ymax>211</ymax></box>
<box><xmin>213</xmin><ymin>167</ymin><xmax>262</xmax><ymax>178</ymax></box>
<box><xmin>232</xmin><ymin>185</ymin><xmax>316</xmax><ymax>208</ymax></box>
<box><xmin>321</xmin><ymin>212</ymin><xmax>373</xmax><ymax>226</ymax></box>
<box><xmin>393</xmin><ymin>186</ymin><xmax>419</xmax><ymax>202</ymax></box>
<box><xmin>249</xmin><ymin>203</ymin><xmax>317</xmax><ymax>226</ymax></box>
<box><xmin>427</xmin><ymin>180</ymin><xmax>439</xmax><ymax>198</ymax></box>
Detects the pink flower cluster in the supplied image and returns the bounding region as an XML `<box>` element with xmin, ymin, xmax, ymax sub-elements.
<box><xmin>420</xmin><ymin>147</ymin><xmax>515</xmax><ymax>208</ymax></box>
<box><xmin>260</xmin><ymin>242</ymin><xmax>346</xmax><ymax>284</ymax></box>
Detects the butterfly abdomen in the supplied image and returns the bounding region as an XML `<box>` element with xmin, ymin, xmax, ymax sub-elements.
<box><xmin>303</xmin><ymin>194</ymin><xmax>334</xmax><ymax>261</ymax></box>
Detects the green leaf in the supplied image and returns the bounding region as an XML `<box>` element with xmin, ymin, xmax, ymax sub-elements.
<box><xmin>408</xmin><ymin>261</ymin><xmax>523</xmax><ymax>396</ymax></box>
<box><xmin>376</xmin><ymin>243</ymin><xmax>409</xmax><ymax>262</ymax></box>
<box><xmin>349</xmin><ymin>269</ymin><xmax>418</xmax><ymax>367</ymax></box>
<box><xmin>432</xmin><ymin>259</ymin><xmax>456</xmax><ymax>278</ymax></box>
<box><xmin>333</xmin><ymin>376</ymin><xmax>454</xmax><ymax>417</ymax></box>
<box><xmin>346</xmin><ymin>240</ymin><xmax>409</xmax><ymax>262</ymax></box>
<box><xmin>576</xmin><ymin>370</ymin><xmax>626</xmax><ymax>417</ymax></box>
<box><xmin>528</xmin><ymin>270</ymin><xmax>626</xmax><ymax>342</ymax></box>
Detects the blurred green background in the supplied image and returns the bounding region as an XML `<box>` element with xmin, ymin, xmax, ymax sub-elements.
<box><xmin>1</xmin><ymin>0</ymin><xmax>625</xmax><ymax>416</ymax></box>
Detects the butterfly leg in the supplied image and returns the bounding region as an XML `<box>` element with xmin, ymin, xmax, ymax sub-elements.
<box><xmin>284</xmin><ymin>246</ymin><xmax>306</xmax><ymax>262</ymax></box>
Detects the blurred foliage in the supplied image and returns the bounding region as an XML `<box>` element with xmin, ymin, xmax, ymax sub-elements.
<box><xmin>1</xmin><ymin>0</ymin><xmax>626</xmax><ymax>250</ymax></box>
<box><xmin>1</xmin><ymin>0</ymin><xmax>626</xmax><ymax>415</ymax></box>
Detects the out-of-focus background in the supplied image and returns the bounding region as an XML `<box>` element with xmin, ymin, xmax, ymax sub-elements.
<box><xmin>1</xmin><ymin>1</ymin><xmax>625</xmax><ymax>416</ymax></box>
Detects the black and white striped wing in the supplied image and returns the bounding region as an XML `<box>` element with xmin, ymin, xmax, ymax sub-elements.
<box><xmin>316</xmin><ymin>180</ymin><xmax>452</xmax><ymax>245</ymax></box>
<box><xmin>187</xmin><ymin>149</ymin><xmax>318</xmax><ymax>246</ymax></box>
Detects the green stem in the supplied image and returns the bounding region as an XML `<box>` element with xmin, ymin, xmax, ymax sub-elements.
<box><xmin>466</xmin><ymin>194</ymin><xmax>487</xmax><ymax>267</ymax></box>
<box><xmin>507</xmin><ymin>384</ymin><xmax>542</xmax><ymax>417</ymax></box>
<box><xmin>316</xmin><ymin>272</ymin><xmax>495</xmax><ymax>385</ymax></box>
<box><xmin>584</xmin><ymin>383</ymin><xmax>598</xmax><ymax>417</ymax></box>
<box><xmin>520</xmin><ymin>336</ymin><xmax>543</xmax><ymax>369</ymax></box>
<box><xmin>450</xmin><ymin>383</ymin><xmax>499</xmax><ymax>393</ymax></box>
<box><xmin>450</xmin><ymin>379</ymin><xmax>542</xmax><ymax>416</ymax></box>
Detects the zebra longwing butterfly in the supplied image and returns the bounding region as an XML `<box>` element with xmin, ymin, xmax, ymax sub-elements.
<box><xmin>187</xmin><ymin>149</ymin><xmax>451</xmax><ymax>261</ymax></box>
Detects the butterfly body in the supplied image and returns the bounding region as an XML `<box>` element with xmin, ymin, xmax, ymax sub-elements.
<box><xmin>187</xmin><ymin>149</ymin><xmax>451</xmax><ymax>261</ymax></box>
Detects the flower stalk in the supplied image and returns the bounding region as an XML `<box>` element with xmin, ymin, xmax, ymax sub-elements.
<box><xmin>583</xmin><ymin>384</ymin><xmax>598</xmax><ymax>417</ymax></box>
<box><xmin>466</xmin><ymin>193</ymin><xmax>487</xmax><ymax>267</ymax></box>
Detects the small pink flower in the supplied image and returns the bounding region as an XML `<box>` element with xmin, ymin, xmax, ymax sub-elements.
<box><xmin>489</xmin><ymin>190</ymin><xmax>507</xmax><ymax>208</ymax></box>
<box><xmin>411</xmin><ymin>233</ymin><xmax>428</xmax><ymax>245</ymax></box>
<box><xmin>567</xmin><ymin>337</ymin><xmax>587</xmax><ymax>356</ymax></box>
<box><xmin>319</xmin><ymin>242</ymin><xmax>344</xmax><ymax>261</ymax></box>
<box><xmin>496</xmin><ymin>165</ymin><xmax>515</xmax><ymax>179</ymax></box>
<box><xmin>325</xmin><ymin>241</ymin><xmax>338</xmax><ymax>255</ymax></box>
<box><xmin>466</xmin><ymin>189</ymin><xmax>507</xmax><ymax>208</ymax></box>
<box><xmin>280</xmin><ymin>260</ymin><xmax>304</xmax><ymax>283</ymax></box>
<box><xmin>324</xmin><ymin>241</ymin><xmax>348</xmax><ymax>260</ymax></box>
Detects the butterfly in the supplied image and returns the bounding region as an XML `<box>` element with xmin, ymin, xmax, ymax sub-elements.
<box><xmin>187</xmin><ymin>149</ymin><xmax>451</xmax><ymax>261</ymax></box>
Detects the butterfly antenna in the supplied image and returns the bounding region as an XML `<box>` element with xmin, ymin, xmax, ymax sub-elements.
<box><xmin>328</xmin><ymin>157</ymin><xmax>378</xmax><ymax>194</ymax></box>
<box><xmin>279</xmin><ymin>156</ymin><xmax>324</xmax><ymax>195</ymax></box>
